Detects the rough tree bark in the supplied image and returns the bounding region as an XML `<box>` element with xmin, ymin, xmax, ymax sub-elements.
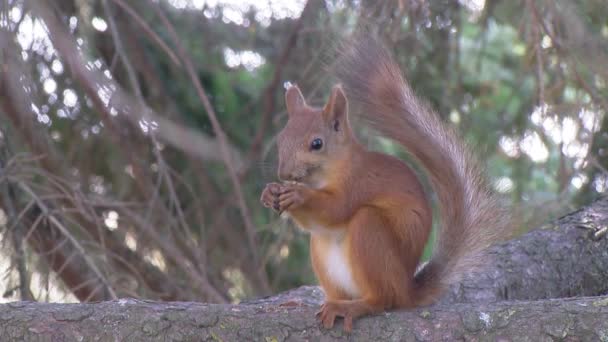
<box><xmin>440</xmin><ymin>196</ymin><xmax>608</xmax><ymax>304</ymax></box>
<box><xmin>0</xmin><ymin>198</ymin><xmax>607</xmax><ymax>341</ymax></box>
<box><xmin>1</xmin><ymin>295</ymin><xmax>608</xmax><ymax>341</ymax></box>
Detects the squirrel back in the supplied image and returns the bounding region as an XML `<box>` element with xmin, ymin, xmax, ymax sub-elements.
<box><xmin>335</xmin><ymin>37</ymin><xmax>511</xmax><ymax>304</ymax></box>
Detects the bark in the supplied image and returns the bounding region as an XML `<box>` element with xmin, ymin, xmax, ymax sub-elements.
<box><xmin>0</xmin><ymin>197</ymin><xmax>607</xmax><ymax>340</ymax></box>
<box><xmin>440</xmin><ymin>196</ymin><xmax>608</xmax><ymax>304</ymax></box>
<box><xmin>1</xmin><ymin>294</ymin><xmax>608</xmax><ymax>341</ymax></box>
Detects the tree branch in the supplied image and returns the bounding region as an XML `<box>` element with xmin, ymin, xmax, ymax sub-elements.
<box><xmin>28</xmin><ymin>1</ymin><xmax>243</xmax><ymax>167</ymax></box>
<box><xmin>1</xmin><ymin>23</ymin><xmax>191</xmax><ymax>301</ymax></box>
<box><xmin>1</xmin><ymin>294</ymin><xmax>607</xmax><ymax>340</ymax></box>
<box><xmin>440</xmin><ymin>196</ymin><xmax>608</xmax><ymax>304</ymax></box>
<box><xmin>109</xmin><ymin>0</ymin><xmax>182</xmax><ymax>68</ymax></box>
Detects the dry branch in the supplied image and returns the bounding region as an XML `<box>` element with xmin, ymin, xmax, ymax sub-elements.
<box><xmin>27</xmin><ymin>1</ymin><xmax>243</xmax><ymax>167</ymax></box>
<box><xmin>110</xmin><ymin>0</ymin><xmax>182</xmax><ymax>68</ymax></box>
<box><xmin>148</xmin><ymin>0</ymin><xmax>269</xmax><ymax>294</ymax></box>
<box><xmin>1</xmin><ymin>24</ymin><xmax>190</xmax><ymax>302</ymax></box>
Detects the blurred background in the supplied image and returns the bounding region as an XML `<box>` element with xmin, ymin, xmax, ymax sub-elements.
<box><xmin>0</xmin><ymin>0</ymin><xmax>606</xmax><ymax>304</ymax></box>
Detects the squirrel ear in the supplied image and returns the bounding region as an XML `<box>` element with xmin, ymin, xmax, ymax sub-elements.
<box><xmin>285</xmin><ymin>85</ymin><xmax>306</xmax><ymax>116</ymax></box>
<box><xmin>323</xmin><ymin>84</ymin><xmax>348</xmax><ymax>131</ymax></box>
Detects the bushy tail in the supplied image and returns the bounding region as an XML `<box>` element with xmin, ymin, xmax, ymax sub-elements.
<box><xmin>335</xmin><ymin>37</ymin><xmax>511</xmax><ymax>304</ymax></box>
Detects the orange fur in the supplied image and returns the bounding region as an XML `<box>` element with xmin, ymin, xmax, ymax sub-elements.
<box><xmin>260</xmin><ymin>37</ymin><xmax>510</xmax><ymax>333</ymax></box>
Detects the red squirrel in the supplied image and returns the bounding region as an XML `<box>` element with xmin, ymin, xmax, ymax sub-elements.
<box><xmin>260</xmin><ymin>38</ymin><xmax>510</xmax><ymax>332</ymax></box>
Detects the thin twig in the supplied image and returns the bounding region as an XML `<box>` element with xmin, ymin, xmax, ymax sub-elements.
<box><xmin>3</xmin><ymin>6</ymin><xmax>187</xmax><ymax>301</ymax></box>
<box><xmin>149</xmin><ymin>0</ymin><xmax>270</xmax><ymax>294</ymax></box>
<box><xmin>0</xmin><ymin>153</ymin><xmax>34</xmax><ymax>300</ymax></box>
<box><xmin>119</xmin><ymin>207</ymin><xmax>228</xmax><ymax>302</ymax></box>
<box><xmin>17</xmin><ymin>182</ymin><xmax>117</xmax><ymax>300</ymax></box>
<box><xmin>245</xmin><ymin>0</ymin><xmax>317</xmax><ymax>164</ymax></box>
<box><xmin>103</xmin><ymin>0</ymin><xmax>211</xmax><ymax>289</ymax></box>
<box><xmin>528</xmin><ymin>0</ymin><xmax>545</xmax><ymax>106</ymax></box>
<box><xmin>110</xmin><ymin>0</ymin><xmax>182</xmax><ymax>68</ymax></box>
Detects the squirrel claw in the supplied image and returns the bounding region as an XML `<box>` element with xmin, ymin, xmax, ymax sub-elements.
<box><xmin>316</xmin><ymin>301</ymin><xmax>360</xmax><ymax>333</ymax></box>
<box><xmin>317</xmin><ymin>301</ymin><xmax>355</xmax><ymax>333</ymax></box>
<box><xmin>277</xmin><ymin>183</ymin><xmax>308</xmax><ymax>212</ymax></box>
<box><xmin>261</xmin><ymin>183</ymin><xmax>283</xmax><ymax>212</ymax></box>
<box><xmin>317</xmin><ymin>303</ymin><xmax>336</xmax><ymax>329</ymax></box>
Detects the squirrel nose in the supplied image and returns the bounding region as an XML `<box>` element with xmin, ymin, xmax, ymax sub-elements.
<box><xmin>278</xmin><ymin>160</ymin><xmax>291</xmax><ymax>181</ymax></box>
<box><xmin>278</xmin><ymin>169</ymin><xmax>300</xmax><ymax>182</ymax></box>
<box><xmin>278</xmin><ymin>171</ymin><xmax>291</xmax><ymax>182</ymax></box>
<box><xmin>278</xmin><ymin>159</ymin><xmax>302</xmax><ymax>182</ymax></box>
<box><xmin>277</xmin><ymin>164</ymin><xmax>287</xmax><ymax>181</ymax></box>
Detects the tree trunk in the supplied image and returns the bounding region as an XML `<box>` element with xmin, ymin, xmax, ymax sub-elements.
<box><xmin>0</xmin><ymin>198</ymin><xmax>607</xmax><ymax>340</ymax></box>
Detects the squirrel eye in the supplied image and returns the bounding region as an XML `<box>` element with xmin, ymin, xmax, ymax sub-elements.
<box><xmin>310</xmin><ymin>138</ymin><xmax>323</xmax><ymax>151</ymax></box>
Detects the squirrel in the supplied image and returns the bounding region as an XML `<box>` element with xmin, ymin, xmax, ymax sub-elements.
<box><xmin>260</xmin><ymin>37</ymin><xmax>510</xmax><ymax>332</ymax></box>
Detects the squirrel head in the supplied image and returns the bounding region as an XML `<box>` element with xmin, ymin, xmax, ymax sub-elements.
<box><xmin>276</xmin><ymin>84</ymin><xmax>354</xmax><ymax>187</ymax></box>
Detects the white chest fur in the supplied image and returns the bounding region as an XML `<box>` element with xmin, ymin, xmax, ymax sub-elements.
<box><xmin>324</xmin><ymin>236</ymin><xmax>360</xmax><ymax>298</ymax></box>
<box><xmin>285</xmin><ymin>214</ymin><xmax>361</xmax><ymax>298</ymax></box>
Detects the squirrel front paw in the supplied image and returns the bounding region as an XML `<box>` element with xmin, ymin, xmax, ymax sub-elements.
<box><xmin>260</xmin><ymin>182</ymin><xmax>282</xmax><ymax>212</ymax></box>
<box><xmin>278</xmin><ymin>183</ymin><xmax>310</xmax><ymax>212</ymax></box>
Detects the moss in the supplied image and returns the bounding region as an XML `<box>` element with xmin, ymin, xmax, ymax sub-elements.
<box><xmin>494</xmin><ymin>309</ymin><xmax>517</xmax><ymax>328</ymax></box>
<box><xmin>593</xmin><ymin>298</ymin><xmax>608</xmax><ymax>307</ymax></box>
<box><xmin>542</xmin><ymin>320</ymin><xmax>571</xmax><ymax>339</ymax></box>
<box><xmin>210</xmin><ymin>331</ymin><xmax>223</xmax><ymax>342</ymax></box>
<box><xmin>598</xmin><ymin>329</ymin><xmax>608</xmax><ymax>342</ymax></box>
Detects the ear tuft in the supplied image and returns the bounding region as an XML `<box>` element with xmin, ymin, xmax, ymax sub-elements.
<box><xmin>285</xmin><ymin>85</ymin><xmax>306</xmax><ymax>116</ymax></box>
<box><xmin>323</xmin><ymin>84</ymin><xmax>348</xmax><ymax>129</ymax></box>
